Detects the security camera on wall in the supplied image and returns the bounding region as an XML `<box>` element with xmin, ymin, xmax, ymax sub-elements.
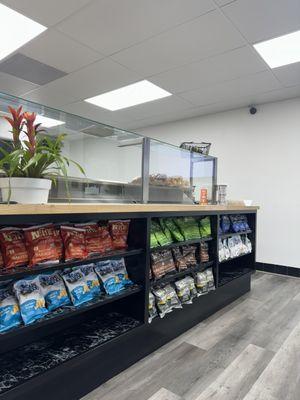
<box><xmin>249</xmin><ymin>105</ymin><xmax>257</xmax><ymax>115</ymax></box>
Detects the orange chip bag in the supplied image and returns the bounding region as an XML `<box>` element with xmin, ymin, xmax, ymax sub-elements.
<box><xmin>53</xmin><ymin>225</ymin><xmax>64</xmax><ymax>261</ymax></box>
<box><xmin>23</xmin><ymin>223</ymin><xmax>59</xmax><ymax>267</ymax></box>
<box><xmin>60</xmin><ymin>226</ymin><xmax>87</xmax><ymax>261</ymax></box>
<box><xmin>0</xmin><ymin>227</ymin><xmax>29</xmax><ymax>269</ymax></box>
<box><xmin>108</xmin><ymin>220</ymin><xmax>130</xmax><ymax>250</ymax></box>
<box><xmin>75</xmin><ymin>222</ymin><xmax>102</xmax><ymax>256</ymax></box>
<box><xmin>0</xmin><ymin>250</ymin><xmax>4</xmax><ymax>269</ymax></box>
<box><xmin>98</xmin><ymin>223</ymin><xmax>113</xmax><ymax>253</ymax></box>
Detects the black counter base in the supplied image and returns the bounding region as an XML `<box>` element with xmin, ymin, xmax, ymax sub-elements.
<box><xmin>0</xmin><ymin>273</ymin><xmax>251</xmax><ymax>400</ymax></box>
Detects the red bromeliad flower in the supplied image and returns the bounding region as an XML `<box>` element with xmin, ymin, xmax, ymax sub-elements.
<box><xmin>23</xmin><ymin>112</ymin><xmax>37</xmax><ymax>156</ymax></box>
<box><xmin>4</xmin><ymin>106</ymin><xmax>24</xmax><ymax>145</ymax></box>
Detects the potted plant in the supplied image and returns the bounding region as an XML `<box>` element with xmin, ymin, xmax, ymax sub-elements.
<box><xmin>0</xmin><ymin>106</ymin><xmax>84</xmax><ymax>204</ymax></box>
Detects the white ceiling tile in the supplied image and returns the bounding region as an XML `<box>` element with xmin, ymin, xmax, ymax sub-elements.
<box><xmin>56</xmin><ymin>0</ymin><xmax>216</xmax><ymax>55</ymax></box>
<box><xmin>223</xmin><ymin>0</ymin><xmax>300</xmax><ymax>43</ymax></box>
<box><xmin>0</xmin><ymin>0</ymin><xmax>92</xmax><ymax>26</ymax></box>
<box><xmin>20</xmin><ymin>29</ymin><xmax>103</xmax><ymax>73</ymax></box>
<box><xmin>112</xmin><ymin>10</ymin><xmax>245</xmax><ymax>76</ymax></box>
<box><xmin>24</xmin><ymin>58</ymin><xmax>142</xmax><ymax>106</ymax></box>
<box><xmin>0</xmin><ymin>71</ymin><xmax>39</xmax><ymax>97</ymax></box>
<box><xmin>272</xmin><ymin>63</ymin><xmax>300</xmax><ymax>87</ymax></box>
<box><xmin>215</xmin><ymin>0</ymin><xmax>237</xmax><ymax>6</ymax></box>
<box><xmin>180</xmin><ymin>71</ymin><xmax>282</xmax><ymax>106</ymax></box>
<box><xmin>151</xmin><ymin>46</ymin><xmax>268</xmax><ymax>93</ymax></box>
<box><xmin>22</xmin><ymin>86</ymin><xmax>79</xmax><ymax>108</ymax></box>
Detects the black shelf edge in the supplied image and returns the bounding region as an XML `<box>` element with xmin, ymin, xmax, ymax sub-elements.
<box><xmin>0</xmin><ymin>248</ymin><xmax>144</xmax><ymax>282</ymax></box>
<box><xmin>218</xmin><ymin>269</ymin><xmax>252</xmax><ymax>287</ymax></box>
<box><xmin>219</xmin><ymin>252</ymin><xmax>252</xmax><ymax>264</ymax></box>
<box><xmin>151</xmin><ymin>261</ymin><xmax>215</xmax><ymax>286</ymax></box>
<box><xmin>151</xmin><ymin>236</ymin><xmax>213</xmax><ymax>252</ymax></box>
<box><xmin>219</xmin><ymin>230</ymin><xmax>252</xmax><ymax>239</ymax></box>
<box><xmin>0</xmin><ymin>285</ymin><xmax>142</xmax><ymax>341</ymax></box>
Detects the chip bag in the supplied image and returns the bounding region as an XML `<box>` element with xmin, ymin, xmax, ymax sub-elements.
<box><xmin>75</xmin><ymin>223</ymin><xmax>102</xmax><ymax>256</ymax></box>
<box><xmin>98</xmin><ymin>223</ymin><xmax>113</xmax><ymax>253</ymax></box>
<box><xmin>60</xmin><ymin>226</ymin><xmax>87</xmax><ymax>261</ymax></box>
<box><xmin>111</xmin><ymin>258</ymin><xmax>133</xmax><ymax>287</ymax></box>
<box><xmin>23</xmin><ymin>223</ymin><xmax>59</xmax><ymax>267</ymax></box>
<box><xmin>94</xmin><ymin>260</ymin><xmax>123</xmax><ymax>295</ymax></box>
<box><xmin>14</xmin><ymin>276</ymin><xmax>48</xmax><ymax>325</ymax></box>
<box><xmin>148</xmin><ymin>292</ymin><xmax>158</xmax><ymax>323</ymax></box>
<box><xmin>79</xmin><ymin>264</ymin><xmax>101</xmax><ymax>298</ymax></box>
<box><xmin>0</xmin><ymin>227</ymin><xmax>29</xmax><ymax>269</ymax></box>
<box><xmin>0</xmin><ymin>286</ymin><xmax>22</xmax><ymax>332</ymax></box>
<box><xmin>108</xmin><ymin>220</ymin><xmax>130</xmax><ymax>250</ymax></box>
<box><xmin>199</xmin><ymin>217</ymin><xmax>211</xmax><ymax>237</ymax></box>
<box><xmin>174</xmin><ymin>217</ymin><xmax>200</xmax><ymax>240</ymax></box>
<box><xmin>53</xmin><ymin>225</ymin><xmax>64</xmax><ymax>261</ymax></box>
<box><xmin>39</xmin><ymin>271</ymin><xmax>70</xmax><ymax>311</ymax></box>
<box><xmin>61</xmin><ymin>269</ymin><xmax>93</xmax><ymax>306</ymax></box>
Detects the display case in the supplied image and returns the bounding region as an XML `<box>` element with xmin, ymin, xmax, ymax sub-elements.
<box><xmin>0</xmin><ymin>92</ymin><xmax>217</xmax><ymax>204</ymax></box>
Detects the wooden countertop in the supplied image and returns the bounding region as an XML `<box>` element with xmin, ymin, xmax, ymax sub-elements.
<box><xmin>0</xmin><ymin>203</ymin><xmax>259</xmax><ymax>215</ymax></box>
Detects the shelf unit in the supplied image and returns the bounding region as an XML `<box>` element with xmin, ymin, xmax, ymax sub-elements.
<box><xmin>0</xmin><ymin>207</ymin><xmax>257</xmax><ymax>400</ymax></box>
<box><xmin>150</xmin><ymin>236</ymin><xmax>213</xmax><ymax>252</ymax></box>
<box><xmin>219</xmin><ymin>229</ymin><xmax>252</xmax><ymax>239</ymax></box>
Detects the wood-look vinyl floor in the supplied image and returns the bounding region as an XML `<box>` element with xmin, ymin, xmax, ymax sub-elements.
<box><xmin>81</xmin><ymin>272</ymin><xmax>300</xmax><ymax>400</ymax></box>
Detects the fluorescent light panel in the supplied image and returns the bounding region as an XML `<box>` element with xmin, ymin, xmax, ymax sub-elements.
<box><xmin>0</xmin><ymin>3</ymin><xmax>46</xmax><ymax>61</ymax></box>
<box><xmin>35</xmin><ymin>115</ymin><xmax>65</xmax><ymax>128</ymax></box>
<box><xmin>254</xmin><ymin>30</ymin><xmax>300</xmax><ymax>68</ymax></box>
<box><xmin>85</xmin><ymin>80</ymin><xmax>172</xmax><ymax>111</ymax></box>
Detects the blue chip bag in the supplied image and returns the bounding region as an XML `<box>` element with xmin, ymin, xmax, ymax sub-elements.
<box><xmin>0</xmin><ymin>286</ymin><xmax>22</xmax><ymax>332</ymax></box>
<box><xmin>78</xmin><ymin>264</ymin><xmax>101</xmax><ymax>299</ymax></box>
<box><xmin>14</xmin><ymin>276</ymin><xmax>48</xmax><ymax>325</ymax></box>
<box><xmin>95</xmin><ymin>260</ymin><xmax>123</xmax><ymax>295</ymax></box>
<box><xmin>39</xmin><ymin>271</ymin><xmax>70</xmax><ymax>311</ymax></box>
<box><xmin>61</xmin><ymin>269</ymin><xmax>93</xmax><ymax>307</ymax></box>
<box><xmin>111</xmin><ymin>258</ymin><xmax>133</xmax><ymax>287</ymax></box>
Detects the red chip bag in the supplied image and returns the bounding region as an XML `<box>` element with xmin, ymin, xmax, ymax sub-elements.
<box><xmin>0</xmin><ymin>250</ymin><xmax>4</xmax><ymax>269</ymax></box>
<box><xmin>53</xmin><ymin>225</ymin><xmax>64</xmax><ymax>261</ymax></box>
<box><xmin>23</xmin><ymin>223</ymin><xmax>59</xmax><ymax>267</ymax></box>
<box><xmin>108</xmin><ymin>220</ymin><xmax>130</xmax><ymax>250</ymax></box>
<box><xmin>0</xmin><ymin>227</ymin><xmax>29</xmax><ymax>269</ymax></box>
<box><xmin>60</xmin><ymin>226</ymin><xmax>87</xmax><ymax>261</ymax></box>
<box><xmin>75</xmin><ymin>222</ymin><xmax>102</xmax><ymax>256</ymax></box>
<box><xmin>98</xmin><ymin>223</ymin><xmax>113</xmax><ymax>253</ymax></box>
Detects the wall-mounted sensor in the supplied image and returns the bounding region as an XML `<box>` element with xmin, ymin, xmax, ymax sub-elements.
<box><xmin>249</xmin><ymin>106</ymin><xmax>257</xmax><ymax>115</ymax></box>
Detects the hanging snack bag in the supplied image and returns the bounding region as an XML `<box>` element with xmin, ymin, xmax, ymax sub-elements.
<box><xmin>148</xmin><ymin>292</ymin><xmax>158</xmax><ymax>323</ymax></box>
<box><xmin>14</xmin><ymin>276</ymin><xmax>48</xmax><ymax>325</ymax></box>
<box><xmin>53</xmin><ymin>225</ymin><xmax>64</xmax><ymax>261</ymax></box>
<box><xmin>175</xmin><ymin>217</ymin><xmax>200</xmax><ymax>240</ymax></box>
<box><xmin>79</xmin><ymin>264</ymin><xmax>101</xmax><ymax>298</ymax></box>
<box><xmin>195</xmin><ymin>272</ymin><xmax>208</xmax><ymax>295</ymax></box>
<box><xmin>244</xmin><ymin>235</ymin><xmax>252</xmax><ymax>254</ymax></box>
<box><xmin>151</xmin><ymin>220</ymin><xmax>171</xmax><ymax>246</ymax></box>
<box><xmin>23</xmin><ymin>224</ymin><xmax>59</xmax><ymax>267</ymax></box>
<box><xmin>98</xmin><ymin>223</ymin><xmax>113</xmax><ymax>253</ymax></box>
<box><xmin>150</xmin><ymin>249</ymin><xmax>176</xmax><ymax>280</ymax></box>
<box><xmin>0</xmin><ymin>286</ymin><xmax>22</xmax><ymax>332</ymax></box>
<box><xmin>95</xmin><ymin>260</ymin><xmax>123</xmax><ymax>295</ymax></box>
<box><xmin>108</xmin><ymin>220</ymin><xmax>130</xmax><ymax>250</ymax></box>
<box><xmin>172</xmin><ymin>247</ymin><xmax>187</xmax><ymax>271</ymax></box>
<box><xmin>199</xmin><ymin>217</ymin><xmax>211</xmax><ymax>237</ymax></box>
<box><xmin>181</xmin><ymin>245</ymin><xmax>197</xmax><ymax>268</ymax></box>
<box><xmin>152</xmin><ymin>287</ymin><xmax>172</xmax><ymax>318</ymax></box>
<box><xmin>0</xmin><ymin>227</ymin><xmax>29</xmax><ymax>269</ymax></box>
<box><xmin>111</xmin><ymin>258</ymin><xmax>133</xmax><ymax>287</ymax></box>
<box><xmin>205</xmin><ymin>268</ymin><xmax>215</xmax><ymax>291</ymax></box>
<box><xmin>61</xmin><ymin>269</ymin><xmax>93</xmax><ymax>306</ymax></box>
<box><xmin>163</xmin><ymin>218</ymin><xmax>184</xmax><ymax>242</ymax></box>
<box><xmin>175</xmin><ymin>277</ymin><xmax>192</xmax><ymax>304</ymax></box>
<box><xmin>39</xmin><ymin>271</ymin><xmax>70</xmax><ymax>311</ymax></box>
<box><xmin>60</xmin><ymin>226</ymin><xmax>87</xmax><ymax>261</ymax></box>
<box><xmin>164</xmin><ymin>284</ymin><xmax>182</xmax><ymax>310</ymax></box>
<box><xmin>75</xmin><ymin>222</ymin><xmax>102</xmax><ymax>256</ymax></box>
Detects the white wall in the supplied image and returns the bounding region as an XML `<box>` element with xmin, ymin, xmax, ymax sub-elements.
<box><xmin>139</xmin><ymin>97</ymin><xmax>300</xmax><ymax>268</ymax></box>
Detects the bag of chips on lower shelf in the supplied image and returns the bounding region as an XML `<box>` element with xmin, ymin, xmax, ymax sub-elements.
<box><xmin>14</xmin><ymin>276</ymin><xmax>48</xmax><ymax>325</ymax></box>
<box><xmin>150</xmin><ymin>249</ymin><xmax>176</xmax><ymax>280</ymax></box>
<box><xmin>0</xmin><ymin>285</ymin><xmax>22</xmax><ymax>332</ymax></box>
<box><xmin>111</xmin><ymin>258</ymin><xmax>133</xmax><ymax>287</ymax></box>
<box><xmin>164</xmin><ymin>284</ymin><xmax>182</xmax><ymax>310</ymax></box>
<box><xmin>181</xmin><ymin>245</ymin><xmax>197</xmax><ymax>268</ymax></box>
<box><xmin>61</xmin><ymin>269</ymin><xmax>93</xmax><ymax>306</ymax></box>
<box><xmin>175</xmin><ymin>277</ymin><xmax>193</xmax><ymax>304</ymax></box>
<box><xmin>79</xmin><ymin>264</ymin><xmax>101</xmax><ymax>298</ymax></box>
<box><xmin>152</xmin><ymin>287</ymin><xmax>172</xmax><ymax>318</ymax></box>
<box><xmin>185</xmin><ymin>276</ymin><xmax>198</xmax><ymax>301</ymax></box>
<box><xmin>172</xmin><ymin>247</ymin><xmax>188</xmax><ymax>271</ymax></box>
<box><xmin>200</xmin><ymin>242</ymin><xmax>209</xmax><ymax>263</ymax></box>
<box><xmin>205</xmin><ymin>268</ymin><xmax>215</xmax><ymax>291</ymax></box>
<box><xmin>94</xmin><ymin>260</ymin><xmax>124</xmax><ymax>295</ymax></box>
<box><xmin>39</xmin><ymin>271</ymin><xmax>70</xmax><ymax>311</ymax></box>
<box><xmin>195</xmin><ymin>272</ymin><xmax>209</xmax><ymax>295</ymax></box>
<box><xmin>148</xmin><ymin>292</ymin><xmax>158</xmax><ymax>323</ymax></box>
<box><xmin>244</xmin><ymin>235</ymin><xmax>252</xmax><ymax>254</ymax></box>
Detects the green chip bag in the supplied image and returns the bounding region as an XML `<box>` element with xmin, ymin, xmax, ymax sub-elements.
<box><xmin>174</xmin><ymin>217</ymin><xmax>201</xmax><ymax>240</ymax></box>
<box><xmin>199</xmin><ymin>217</ymin><xmax>211</xmax><ymax>237</ymax></box>
<box><xmin>151</xmin><ymin>220</ymin><xmax>172</xmax><ymax>246</ymax></box>
<box><xmin>163</xmin><ymin>218</ymin><xmax>185</xmax><ymax>242</ymax></box>
<box><xmin>159</xmin><ymin>219</ymin><xmax>173</xmax><ymax>244</ymax></box>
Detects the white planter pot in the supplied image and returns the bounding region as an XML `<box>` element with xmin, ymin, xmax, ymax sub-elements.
<box><xmin>0</xmin><ymin>177</ymin><xmax>52</xmax><ymax>204</ymax></box>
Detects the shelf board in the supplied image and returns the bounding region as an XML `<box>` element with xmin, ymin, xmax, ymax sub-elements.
<box><xmin>151</xmin><ymin>236</ymin><xmax>213</xmax><ymax>252</ymax></box>
<box><xmin>151</xmin><ymin>261</ymin><xmax>214</xmax><ymax>286</ymax></box>
<box><xmin>219</xmin><ymin>252</ymin><xmax>252</xmax><ymax>264</ymax></box>
<box><xmin>0</xmin><ymin>285</ymin><xmax>142</xmax><ymax>342</ymax></box>
<box><xmin>219</xmin><ymin>230</ymin><xmax>252</xmax><ymax>239</ymax></box>
<box><xmin>218</xmin><ymin>268</ymin><xmax>253</xmax><ymax>286</ymax></box>
<box><xmin>0</xmin><ymin>248</ymin><xmax>144</xmax><ymax>282</ymax></box>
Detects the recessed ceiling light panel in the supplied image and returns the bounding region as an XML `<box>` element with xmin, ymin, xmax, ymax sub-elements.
<box><xmin>0</xmin><ymin>3</ymin><xmax>46</xmax><ymax>61</ymax></box>
<box><xmin>35</xmin><ymin>115</ymin><xmax>65</xmax><ymax>128</ymax></box>
<box><xmin>254</xmin><ymin>30</ymin><xmax>300</xmax><ymax>68</ymax></box>
<box><xmin>85</xmin><ymin>80</ymin><xmax>172</xmax><ymax>111</ymax></box>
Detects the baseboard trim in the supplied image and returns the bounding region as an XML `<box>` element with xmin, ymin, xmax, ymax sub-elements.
<box><xmin>256</xmin><ymin>262</ymin><xmax>300</xmax><ymax>277</ymax></box>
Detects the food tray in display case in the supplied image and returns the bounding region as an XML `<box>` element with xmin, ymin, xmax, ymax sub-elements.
<box><xmin>0</xmin><ymin>92</ymin><xmax>217</xmax><ymax>204</ymax></box>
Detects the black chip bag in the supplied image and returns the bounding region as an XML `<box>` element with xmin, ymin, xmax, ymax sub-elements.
<box><xmin>181</xmin><ymin>245</ymin><xmax>197</xmax><ymax>268</ymax></box>
<box><xmin>172</xmin><ymin>247</ymin><xmax>187</xmax><ymax>271</ymax></box>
